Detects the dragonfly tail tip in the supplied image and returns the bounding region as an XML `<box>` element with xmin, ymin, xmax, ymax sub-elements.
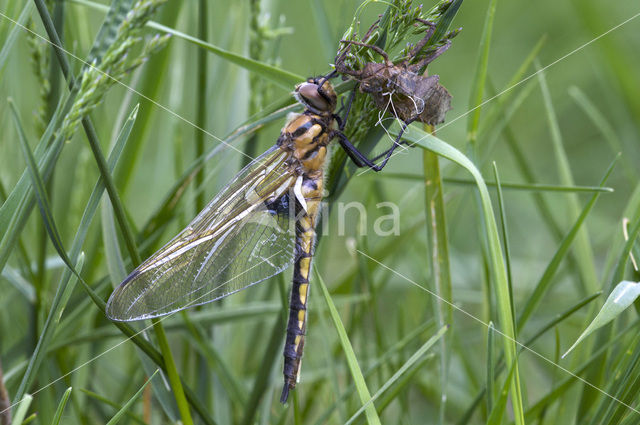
<box><xmin>280</xmin><ymin>385</ymin><xmax>291</xmax><ymax>404</ymax></box>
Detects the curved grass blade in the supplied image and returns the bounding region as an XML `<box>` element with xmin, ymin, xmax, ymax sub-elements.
<box><xmin>563</xmin><ymin>280</ymin><xmax>640</xmax><ymax>358</ymax></box>
<box><xmin>50</xmin><ymin>387</ymin><xmax>72</xmax><ymax>425</ymax></box>
<box><xmin>423</xmin><ymin>127</ymin><xmax>452</xmax><ymax>425</ymax></box>
<box><xmin>315</xmin><ymin>270</ymin><xmax>381</xmax><ymax>425</ymax></box>
<box><xmin>402</xmin><ymin>125</ymin><xmax>525</xmax><ymax>425</ymax></box>
<box><xmin>613</xmin><ymin>207</ymin><xmax>640</xmax><ymax>285</ymax></box>
<box><xmin>105</xmin><ymin>370</ymin><xmax>159</xmax><ymax>425</ymax></box>
<box><xmin>345</xmin><ymin>325</ymin><xmax>448</xmax><ymax>425</ymax></box>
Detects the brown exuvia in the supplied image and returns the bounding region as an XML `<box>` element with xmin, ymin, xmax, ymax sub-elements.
<box><xmin>335</xmin><ymin>17</ymin><xmax>456</xmax><ymax>126</ymax></box>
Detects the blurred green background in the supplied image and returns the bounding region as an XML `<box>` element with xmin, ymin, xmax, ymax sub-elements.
<box><xmin>1</xmin><ymin>0</ymin><xmax>639</xmax><ymax>423</ymax></box>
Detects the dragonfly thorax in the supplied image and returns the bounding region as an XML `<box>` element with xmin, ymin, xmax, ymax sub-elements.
<box><xmin>279</xmin><ymin>79</ymin><xmax>338</xmax><ymax>177</ymax></box>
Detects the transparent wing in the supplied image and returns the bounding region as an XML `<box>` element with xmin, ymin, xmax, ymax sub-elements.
<box><xmin>106</xmin><ymin>146</ymin><xmax>297</xmax><ymax>321</ymax></box>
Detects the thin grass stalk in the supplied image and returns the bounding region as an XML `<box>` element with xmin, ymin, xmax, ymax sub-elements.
<box><xmin>152</xmin><ymin>320</ymin><xmax>194</xmax><ymax>425</ymax></box>
<box><xmin>422</xmin><ymin>126</ymin><xmax>452</xmax><ymax>425</ymax></box>
<box><xmin>466</xmin><ymin>0</ymin><xmax>497</xmax><ymax>154</ymax></box>
<box><xmin>194</xmin><ymin>0</ymin><xmax>207</xmax><ymax>211</ymax></box>
<box><xmin>537</xmin><ymin>62</ymin><xmax>599</xmax><ymax>295</ymax></box>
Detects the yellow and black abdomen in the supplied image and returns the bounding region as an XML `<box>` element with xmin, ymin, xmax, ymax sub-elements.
<box><xmin>280</xmin><ymin>175</ymin><xmax>324</xmax><ymax>403</ymax></box>
<box><xmin>278</xmin><ymin>109</ymin><xmax>331</xmax><ymax>403</ymax></box>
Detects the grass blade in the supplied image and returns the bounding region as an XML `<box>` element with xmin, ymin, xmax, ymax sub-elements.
<box><xmin>423</xmin><ymin>134</ymin><xmax>452</xmax><ymax>425</ymax></box>
<box><xmin>10</xmin><ymin>394</ymin><xmax>32</xmax><ymax>425</ymax></box>
<box><xmin>486</xmin><ymin>360</ymin><xmax>516</xmax><ymax>425</ymax></box>
<box><xmin>537</xmin><ymin>61</ymin><xmax>598</xmax><ymax>295</ymax></box>
<box><xmin>516</xmin><ymin>157</ymin><xmax>617</xmax><ymax>332</ymax></box>
<box><xmin>0</xmin><ymin>2</ymin><xmax>34</xmax><ymax>78</ymax></box>
<box><xmin>105</xmin><ymin>370</ymin><xmax>159</xmax><ymax>425</ymax></box>
<box><xmin>466</xmin><ymin>0</ymin><xmax>497</xmax><ymax>150</ymax></box>
<box><xmin>402</xmin><ymin>125</ymin><xmax>525</xmax><ymax>424</ymax></box>
<box><xmin>316</xmin><ymin>270</ymin><xmax>381</xmax><ymax>425</ymax></box>
<box><xmin>345</xmin><ymin>325</ymin><xmax>448</xmax><ymax>425</ymax></box>
<box><xmin>69</xmin><ymin>0</ymin><xmax>304</xmax><ymax>89</ymax></box>
<box><xmin>563</xmin><ymin>280</ymin><xmax>640</xmax><ymax>358</ymax></box>
<box><xmin>50</xmin><ymin>387</ymin><xmax>72</xmax><ymax>425</ymax></box>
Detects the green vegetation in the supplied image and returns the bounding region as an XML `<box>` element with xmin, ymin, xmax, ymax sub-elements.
<box><xmin>1</xmin><ymin>0</ymin><xmax>639</xmax><ymax>423</ymax></box>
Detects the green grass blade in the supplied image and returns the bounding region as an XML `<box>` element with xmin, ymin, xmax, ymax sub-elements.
<box><xmin>423</xmin><ymin>142</ymin><xmax>452</xmax><ymax>425</ymax></box>
<box><xmin>493</xmin><ymin>163</ymin><xmax>515</xmax><ymax>324</ymax></box>
<box><xmin>0</xmin><ymin>93</ymin><xmax>71</xmax><ymax>257</ymax></box>
<box><xmin>487</xmin><ymin>359</ymin><xmax>516</xmax><ymax>425</ymax></box>
<box><xmin>537</xmin><ymin>61</ymin><xmax>599</xmax><ymax>295</ymax></box>
<box><xmin>402</xmin><ymin>125</ymin><xmax>525</xmax><ymax>424</ymax></box>
<box><xmin>0</xmin><ymin>2</ymin><xmax>34</xmax><ymax>78</ymax></box>
<box><xmin>10</xmin><ymin>394</ymin><xmax>33</xmax><ymax>425</ymax></box>
<box><xmin>466</xmin><ymin>0</ymin><xmax>497</xmax><ymax>150</ymax></box>
<box><xmin>429</xmin><ymin>0</ymin><xmax>464</xmax><ymax>44</ymax></box>
<box><xmin>517</xmin><ymin>157</ymin><xmax>617</xmax><ymax>332</ymax></box>
<box><xmin>382</xmin><ymin>174</ymin><xmax>613</xmax><ymax>193</ymax></box>
<box><xmin>105</xmin><ymin>370</ymin><xmax>159</xmax><ymax>425</ymax></box>
<box><xmin>50</xmin><ymin>387</ymin><xmax>72</xmax><ymax>425</ymax></box>
<box><xmin>563</xmin><ymin>280</ymin><xmax>640</xmax><ymax>358</ymax></box>
<box><xmin>315</xmin><ymin>270</ymin><xmax>381</xmax><ymax>425</ymax></box>
<box><xmin>70</xmin><ymin>0</ymin><xmax>303</xmax><ymax>89</ymax></box>
<box><xmin>568</xmin><ymin>87</ymin><xmax>636</xmax><ymax>181</ymax></box>
<box><xmin>312</xmin><ymin>320</ymin><xmax>435</xmax><ymax>425</ymax></box>
<box><xmin>345</xmin><ymin>325</ymin><xmax>448</xmax><ymax>425</ymax></box>
<box><xmin>523</xmin><ymin>320</ymin><xmax>639</xmax><ymax>421</ymax></box>
<box><xmin>12</xmin><ymin>99</ymin><xmax>68</xmax><ymax>269</ymax></box>
<box><xmin>152</xmin><ymin>321</ymin><xmax>194</xmax><ymax>425</ymax></box>
<box><xmin>486</xmin><ymin>322</ymin><xmax>495</xmax><ymax>414</ymax></box>
<box><xmin>79</xmin><ymin>389</ymin><xmax>146</xmax><ymax>424</ymax></box>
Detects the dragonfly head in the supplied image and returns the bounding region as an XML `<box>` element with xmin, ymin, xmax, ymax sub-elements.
<box><xmin>294</xmin><ymin>79</ymin><xmax>337</xmax><ymax>115</ymax></box>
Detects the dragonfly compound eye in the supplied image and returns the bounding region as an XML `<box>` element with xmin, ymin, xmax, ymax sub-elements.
<box><xmin>295</xmin><ymin>82</ymin><xmax>331</xmax><ymax>112</ymax></box>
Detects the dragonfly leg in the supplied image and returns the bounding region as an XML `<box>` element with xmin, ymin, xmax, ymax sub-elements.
<box><xmin>333</xmin><ymin>88</ymin><xmax>356</xmax><ymax>132</ymax></box>
<box><xmin>335</xmin><ymin>117</ymin><xmax>416</xmax><ymax>171</ymax></box>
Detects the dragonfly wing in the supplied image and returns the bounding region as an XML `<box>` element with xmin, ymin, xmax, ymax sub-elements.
<box><xmin>106</xmin><ymin>146</ymin><xmax>297</xmax><ymax>321</ymax></box>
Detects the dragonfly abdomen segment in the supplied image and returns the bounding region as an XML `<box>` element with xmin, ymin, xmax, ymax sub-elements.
<box><xmin>280</xmin><ymin>175</ymin><xmax>323</xmax><ymax>403</ymax></box>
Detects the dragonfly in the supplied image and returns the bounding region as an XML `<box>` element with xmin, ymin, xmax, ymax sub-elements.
<box><xmin>106</xmin><ymin>73</ymin><xmax>403</xmax><ymax>403</ymax></box>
